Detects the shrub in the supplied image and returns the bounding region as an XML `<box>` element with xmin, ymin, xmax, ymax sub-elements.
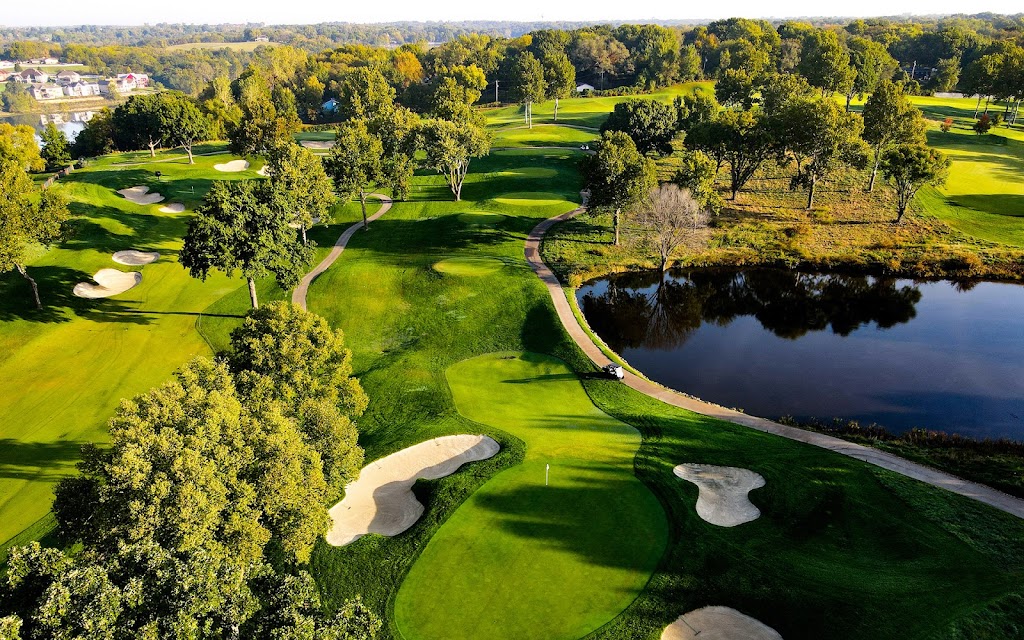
<box><xmin>940</xmin><ymin>117</ymin><xmax>953</xmax><ymax>133</ymax></box>
<box><xmin>974</xmin><ymin>113</ymin><xmax>992</xmax><ymax>134</ymax></box>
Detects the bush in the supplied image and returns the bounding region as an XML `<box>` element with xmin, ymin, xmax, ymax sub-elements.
<box><xmin>940</xmin><ymin>117</ymin><xmax>953</xmax><ymax>133</ymax></box>
<box><xmin>974</xmin><ymin>113</ymin><xmax>992</xmax><ymax>134</ymax></box>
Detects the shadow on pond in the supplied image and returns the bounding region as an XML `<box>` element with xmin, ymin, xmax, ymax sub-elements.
<box><xmin>578</xmin><ymin>269</ymin><xmax>923</xmax><ymax>352</ymax></box>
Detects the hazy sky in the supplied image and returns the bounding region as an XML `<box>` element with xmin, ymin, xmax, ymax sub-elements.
<box><xmin>3</xmin><ymin>0</ymin><xmax>1021</xmax><ymax>27</ymax></box>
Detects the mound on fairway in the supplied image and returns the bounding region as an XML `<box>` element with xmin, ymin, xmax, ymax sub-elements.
<box><xmin>214</xmin><ymin>159</ymin><xmax>250</xmax><ymax>172</ymax></box>
<box><xmin>300</xmin><ymin>140</ymin><xmax>334</xmax><ymax>149</ymax></box>
<box><xmin>457</xmin><ymin>211</ymin><xmax>505</xmax><ymax>226</ymax></box>
<box><xmin>432</xmin><ymin>257</ymin><xmax>505</xmax><ymax>276</ymax></box>
<box><xmin>493</xmin><ymin>191</ymin><xmax>566</xmax><ymax>206</ymax></box>
<box><xmin>662</xmin><ymin>606</ymin><xmax>782</xmax><ymax>640</ymax></box>
<box><xmin>394</xmin><ymin>352</ymin><xmax>667</xmax><ymax>640</ymax></box>
<box><xmin>116</xmin><ymin>186</ymin><xmax>164</xmax><ymax>205</ymax></box>
<box><xmin>673</xmin><ymin>463</ymin><xmax>765</xmax><ymax>527</ymax></box>
<box><xmin>326</xmin><ymin>435</ymin><xmax>499</xmax><ymax>547</ymax></box>
<box><xmin>158</xmin><ymin>203</ymin><xmax>185</xmax><ymax>213</ymax></box>
<box><xmin>73</xmin><ymin>269</ymin><xmax>142</xmax><ymax>298</ymax></box>
<box><xmin>111</xmin><ymin>250</ymin><xmax>160</xmax><ymax>266</ymax></box>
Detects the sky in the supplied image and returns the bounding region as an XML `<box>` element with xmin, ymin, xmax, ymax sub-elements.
<box><xmin>2</xmin><ymin>0</ymin><xmax>1021</xmax><ymax>27</ymax></box>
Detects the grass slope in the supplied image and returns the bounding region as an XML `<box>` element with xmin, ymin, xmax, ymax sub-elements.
<box><xmin>394</xmin><ymin>352</ymin><xmax>667</xmax><ymax>640</ymax></box>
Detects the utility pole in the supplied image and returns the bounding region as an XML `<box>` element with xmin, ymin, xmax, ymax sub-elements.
<box><xmin>494</xmin><ymin>80</ymin><xmax>499</xmax><ymax>104</ymax></box>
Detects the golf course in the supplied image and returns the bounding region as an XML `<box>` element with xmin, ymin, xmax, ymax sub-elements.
<box><xmin>3</xmin><ymin>85</ymin><xmax>1024</xmax><ymax>639</ymax></box>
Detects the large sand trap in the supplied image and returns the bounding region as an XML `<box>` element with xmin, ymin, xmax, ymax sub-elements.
<box><xmin>73</xmin><ymin>269</ymin><xmax>142</xmax><ymax>298</ymax></box>
<box><xmin>117</xmin><ymin>186</ymin><xmax>164</xmax><ymax>205</ymax></box>
<box><xmin>662</xmin><ymin>606</ymin><xmax>782</xmax><ymax>640</ymax></box>
<box><xmin>256</xmin><ymin>165</ymin><xmax>269</xmax><ymax>176</ymax></box>
<box><xmin>214</xmin><ymin>159</ymin><xmax>250</xmax><ymax>172</ymax></box>
<box><xmin>326</xmin><ymin>434</ymin><xmax>500</xmax><ymax>546</ymax></box>
<box><xmin>300</xmin><ymin>140</ymin><xmax>335</xmax><ymax>149</ymax></box>
<box><xmin>159</xmin><ymin>203</ymin><xmax>185</xmax><ymax>213</ymax></box>
<box><xmin>673</xmin><ymin>463</ymin><xmax>765</xmax><ymax>527</ymax></box>
<box><xmin>112</xmin><ymin>250</ymin><xmax>159</xmax><ymax>266</ymax></box>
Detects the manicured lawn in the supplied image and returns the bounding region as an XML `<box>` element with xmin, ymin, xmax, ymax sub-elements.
<box><xmin>394</xmin><ymin>352</ymin><xmax>667</xmax><ymax>640</ymax></box>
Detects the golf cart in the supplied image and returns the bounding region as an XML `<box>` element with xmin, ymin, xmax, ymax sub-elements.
<box><xmin>602</xmin><ymin>363</ymin><xmax>625</xmax><ymax>380</ymax></box>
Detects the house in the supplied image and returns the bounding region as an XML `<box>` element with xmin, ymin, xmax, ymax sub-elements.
<box><xmin>116</xmin><ymin>73</ymin><xmax>150</xmax><ymax>88</ymax></box>
<box><xmin>0</xmin><ymin>71</ymin><xmax>11</xmax><ymax>82</ymax></box>
<box><xmin>19</xmin><ymin>68</ymin><xmax>49</xmax><ymax>83</ymax></box>
<box><xmin>254</xmin><ymin>36</ymin><xmax>270</xmax><ymax>43</ymax></box>
<box><xmin>44</xmin><ymin>57</ymin><xmax>59</xmax><ymax>65</ymax></box>
<box><xmin>0</xmin><ymin>60</ymin><xmax>14</xmax><ymax>69</ymax></box>
<box><xmin>30</xmin><ymin>84</ymin><xmax>65</xmax><ymax>100</ymax></box>
<box><xmin>56</xmin><ymin>70</ymin><xmax>81</xmax><ymax>84</ymax></box>
<box><xmin>576</xmin><ymin>83</ymin><xmax>595</xmax><ymax>93</ymax></box>
<box><xmin>63</xmin><ymin>81</ymin><xmax>100</xmax><ymax>97</ymax></box>
<box><xmin>322</xmin><ymin>98</ymin><xmax>339</xmax><ymax>113</ymax></box>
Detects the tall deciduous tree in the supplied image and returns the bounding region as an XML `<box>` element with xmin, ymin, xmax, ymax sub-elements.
<box><xmin>0</xmin><ymin>161</ymin><xmax>69</xmax><ymax>309</ymax></box>
<box><xmin>325</xmin><ymin>119</ymin><xmax>384</xmax><ymax>229</ymax></box>
<box><xmin>582</xmin><ymin>130</ymin><xmax>657</xmax><ymax>246</ymax></box>
<box><xmin>600</xmin><ymin>99</ymin><xmax>678</xmax><ymax>156</ymax></box>
<box><xmin>636</xmin><ymin>184</ymin><xmax>710</xmax><ymax>272</ymax></box>
<box><xmin>798</xmin><ymin>29</ymin><xmax>855</xmax><ymax>98</ymax></box>
<box><xmin>39</xmin><ymin>124</ymin><xmax>71</xmax><ymax>172</ymax></box>
<box><xmin>0</xmin><ymin>123</ymin><xmax>46</xmax><ymax>172</ymax></box>
<box><xmin>229</xmin><ymin>70</ymin><xmax>298</xmax><ymax>157</ymax></box>
<box><xmin>672</xmin><ymin>149</ymin><xmax>723</xmax><ymax>214</ymax></box>
<box><xmin>111</xmin><ymin>93</ymin><xmax>166</xmax><ymax>157</ymax></box>
<box><xmin>180</xmin><ymin>180</ymin><xmax>313</xmax><ymax>309</ymax></box>
<box><xmin>862</xmin><ymin>79</ymin><xmax>927</xmax><ymax>191</ymax></box>
<box><xmin>264</xmin><ymin>142</ymin><xmax>335</xmax><ymax>244</ymax></box>
<box><xmin>161</xmin><ymin>92</ymin><xmax>212</xmax><ymax>164</ymax></box>
<box><xmin>507</xmin><ymin>51</ymin><xmax>546</xmax><ymax>129</ymax></box>
<box><xmin>844</xmin><ymin>37</ymin><xmax>898</xmax><ymax>111</ymax></box>
<box><xmin>419</xmin><ymin>118</ymin><xmax>490</xmax><ymax>201</ymax></box>
<box><xmin>686</xmin><ymin>109</ymin><xmax>772</xmax><ymax>201</ymax></box>
<box><xmin>541</xmin><ymin>52</ymin><xmax>576</xmax><ymax>121</ymax></box>
<box><xmin>370</xmin><ymin>105</ymin><xmax>421</xmax><ymax>201</ymax></box>
<box><xmin>880</xmin><ymin>144</ymin><xmax>951</xmax><ymax>223</ymax></box>
<box><xmin>572</xmin><ymin>33</ymin><xmax>630</xmax><ymax>89</ymax></box>
<box><xmin>333</xmin><ymin>66</ymin><xmax>397</xmax><ymax>122</ymax></box>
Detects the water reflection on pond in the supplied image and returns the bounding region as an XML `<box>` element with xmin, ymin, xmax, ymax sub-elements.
<box><xmin>577</xmin><ymin>268</ymin><xmax>1024</xmax><ymax>440</ymax></box>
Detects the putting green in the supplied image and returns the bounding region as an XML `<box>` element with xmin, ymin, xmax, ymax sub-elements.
<box><xmin>493</xmin><ymin>191</ymin><xmax>567</xmax><ymax>207</ymax></box>
<box><xmin>394</xmin><ymin>352</ymin><xmax>667</xmax><ymax>640</ymax></box>
<box><xmin>456</xmin><ymin>211</ymin><xmax>505</xmax><ymax>226</ymax></box>
<box><xmin>432</xmin><ymin>257</ymin><xmax>506</xmax><ymax>276</ymax></box>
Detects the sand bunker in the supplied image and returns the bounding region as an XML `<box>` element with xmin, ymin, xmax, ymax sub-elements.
<box><xmin>256</xmin><ymin>165</ymin><xmax>269</xmax><ymax>177</ymax></box>
<box><xmin>112</xmin><ymin>250</ymin><xmax>159</xmax><ymax>266</ymax></box>
<box><xmin>662</xmin><ymin>606</ymin><xmax>782</xmax><ymax>640</ymax></box>
<box><xmin>159</xmin><ymin>203</ymin><xmax>185</xmax><ymax>213</ymax></box>
<box><xmin>300</xmin><ymin>140</ymin><xmax>335</xmax><ymax>149</ymax></box>
<box><xmin>326</xmin><ymin>434</ymin><xmax>500</xmax><ymax>546</ymax></box>
<box><xmin>214</xmin><ymin>159</ymin><xmax>250</xmax><ymax>172</ymax></box>
<box><xmin>117</xmin><ymin>186</ymin><xmax>164</xmax><ymax>205</ymax></box>
<box><xmin>673</xmin><ymin>463</ymin><xmax>765</xmax><ymax>527</ymax></box>
<box><xmin>73</xmin><ymin>269</ymin><xmax>142</xmax><ymax>298</ymax></box>
<box><xmin>433</xmin><ymin>257</ymin><xmax>505</xmax><ymax>276</ymax></box>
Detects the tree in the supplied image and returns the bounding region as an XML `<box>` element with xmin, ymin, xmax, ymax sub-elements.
<box><xmin>581</xmin><ymin>130</ymin><xmax>657</xmax><ymax>246</ymax></box>
<box><xmin>161</xmin><ymin>92</ymin><xmax>212</xmax><ymax>164</ymax></box>
<box><xmin>264</xmin><ymin>142</ymin><xmax>335</xmax><ymax>244</ymax></box>
<box><xmin>111</xmin><ymin>94</ymin><xmax>166</xmax><ymax>157</ymax></box>
<box><xmin>862</xmin><ymin>79</ymin><xmax>927</xmax><ymax>191</ymax></box>
<box><xmin>199</xmin><ymin>76</ymin><xmax>243</xmax><ymax>139</ymax></box>
<box><xmin>973</xmin><ymin>113</ymin><xmax>992</xmax><ymax>134</ymax></box>
<box><xmin>600</xmin><ymin>99</ymin><xmax>678</xmax><ymax>156</ymax></box>
<box><xmin>325</xmin><ymin>119</ymin><xmax>384</xmax><ymax>229</ymax></box>
<box><xmin>0</xmin><ymin>161</ymin><xmax>69</xmax><ymax>308</ymax></box>
<box><xmin>636</xmin><ymin>184</ymin><xmax>710</xmax><ymax>272</ymax></box>
<box><xmin>572</xmin><ymin>33</ymin><xmax>630</xmax><ymax>89</ymax></box>
<box><xmin>880</xmin><ymin>144</ymin><xmax>950</xmax><ymax>223</ymax></box>
<box><xmin>845</xmin><ymin>37</ymin><xmax>898</xmax><ymax>110</ymax></box>
<box><xmin>715</xmin><ymin>68</ymin><xmax>757</xmax><ymax>109</ymax></box>
<box><xmin>673</xmin><ymin>90</ymin><xmax>718</xmax><ymax>132</ymax></box>
<box><xmin>70</xmin><ymin>108</ymin><xmax>115</xmax><ymax>158</ymax></box>
<box><xmin>686</xmin><ymin>109</ymin><xmax>772</xmax><ymax>201</ymax></box>
<box><xmin>369</xmin><ymin>105</ymin><xmax>421</xmax><ymax>201</ymax></box>
<box><xmin>673</xmin><ymin>149</ymin><xmax>723</xmax><ymax>214</ymax></box>
<box><xmin>507</xmin><ymin>51</ymin><xmax>546</xmax><ymax>129</ymax></box>
<box><xmin>333</xmin><ymin>66</ymin><xmax>396</xmax><ymax>122</ymax></box>
<box><xmin>419</xmin><ymin>118</ymin><xmax>490</xmax><ymax>202</ymax></box>
<box><xmin>541</xmin><ymin>52</ymin><xmax>575</xmax><ymax>121</ymax></box>
<box><xmin>0</xmin><ymin>82</ymin><xmax>33</xmax><ymax>114</ymax></box>
<box><xmin>798</xmin><ymin>29</ymin><xmax>855</xmax><ymax>97</ymax></box>
<box><xmin>0</xmin><ymin>123</ymin><xmax>45</xmax><ymax>172</ymax></box>
<box><xmin>775</xmin><ymin>98</ymin><xmax>869</xmax><ymax>209</ymax></box>
<box><xmin>39</xmin><ymin>124</ymin><xmax>71</xmax><ymax>172</ymax></box>
<box><xmin>229</xmin><ymin>70</ymin><xmax>297</xmax><ymax>157</ymax></box>
<box><xmin>180</xmin><ymin>180</ymin><xmax>313</xmax><ymax>309</ymax></box>
<box><xmin>427</xmin><ymin>64</ymin><xmax>487</xmax><ymax>124</ymax></box>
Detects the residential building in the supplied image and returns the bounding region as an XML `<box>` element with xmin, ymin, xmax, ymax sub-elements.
<box><xmin>56</xmin><ymin>70</ymin><xmax>81</xmax><ymax>84</ymax></box>
<box><xmin>0</xmin><ymin>60</ymin><xmax>14</xmax><ymax>69</ymax></box>
<box><xmin>63</xmin><ymin>81</ymin><xmax>101</xmax><ymax>97</ymax></box>
<box><xmin>0</xmin><ymin>71</ymin><xmax>11</xmax><ymax>82</ymax></box>
<box><xmin>19</xmin><ymin>68</ymin><xmax>49</xmax><ymax>83</ymax></box>
<box><xmin>30</xmin><ymin>84</ymin><xmax>65</xmax><ymax>100</ymax></box>
<box><xmin>116</xmin><ymin>73</ymin><xmax>150</xmax><ymax>88</ymax></box>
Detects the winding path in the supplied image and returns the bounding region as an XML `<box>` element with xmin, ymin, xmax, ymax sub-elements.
<box><xmin>525</xmin><ymin>205</ymin><xmax>1024</xmax><ymax>519</ymax></box>
<box><xmin>292</xmin><ymin>194</ymin><xmax>392</xmax><ymax>310</ymax></box>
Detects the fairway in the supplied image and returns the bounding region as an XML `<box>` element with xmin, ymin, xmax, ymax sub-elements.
<box><xmin>394</xmin><ymin>352</ymin><xmax>667</xmax><ymax>640</ymax></box>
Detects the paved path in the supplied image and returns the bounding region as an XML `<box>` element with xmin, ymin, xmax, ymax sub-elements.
<box><xmin>526</xmin><ymin>205</ymin><xmax>1024</xmax><ymax>519</ymax></box>
<box><xmin>292</xmin><ymin>194</ymin><xmax>392</xmax><ymax>311</ymax></box>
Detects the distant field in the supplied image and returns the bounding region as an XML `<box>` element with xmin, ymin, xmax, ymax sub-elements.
<box><xmin>165</xmin><ymin>41</ymin><xmax>279</xmax><ymax>51</ymax></box>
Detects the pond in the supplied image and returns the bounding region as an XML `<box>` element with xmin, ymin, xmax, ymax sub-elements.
<box><xmin>577</xmin><ymin>268</ymin><xmax>1024</xmax><ymax>441</ymax></box>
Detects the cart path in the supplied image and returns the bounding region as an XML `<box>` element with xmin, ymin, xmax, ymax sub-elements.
<box><xmin>292</xmin><ymin>194</ymin><xmax>392</xmax><ymax>310</ymax></box>
<box><xmin>525</xmin><ymin>205</ymin><xmax>1024</xmax><ymax>520</ymax></box>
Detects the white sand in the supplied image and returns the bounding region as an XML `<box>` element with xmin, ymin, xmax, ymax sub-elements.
<box><xmin>112</xmin><ymin>250</ymin><xmax>159</xmax><ymax>266</ymax></box>
<box><xmin>673</xmin><ymin>463</ymin><xmax>765</xmax><ymax>527</ymax></box>
<box><xmin>214</xmin><ymin>159</ymin><xmax>250</xmax><ymax>172</ymax></box>
<box><xmin>117</xmin><ymin>185</ymin><xmax>164</xmax><ymax>205</ymax></box>
<box><xmin>326</xmin><ymin>434</ymin><xmax>500</xmax><ymax>546</ymax></box>
<box><xmin>73</xmin><ymin>269</ymin><xmax>143</xmax><ymax>298</ymax></box>
<box><xmin>300</xmin><ymin>140</ymin><xmax>335</xmax><ymax>149</ymax></box>
<box><xmin>256</xmin><ymin>165</ymin><xmax>269</xmax><ymax>177</ymax></box>
<box><xmin>662</xmin><ymin>606</ymin><xmax>782</xmax><ymax>640</ymax></box>
<box><xmin>159</xmin><ymin>203</ymin><xmax>185</xmax><ymax>213</ymax></box>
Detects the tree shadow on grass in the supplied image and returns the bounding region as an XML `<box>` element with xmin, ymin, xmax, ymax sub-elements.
<box><xmin>0</xmin><ymin>439</ymin><xmax>84</xmax><ymax>482</ymax></box>
<box><xmin>0</xmin><ymin>265</ymin><xmax>156</xmax><ymax>325</ymax></box>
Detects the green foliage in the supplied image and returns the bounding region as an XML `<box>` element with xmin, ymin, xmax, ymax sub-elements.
<box><xmin>419</xmin><ymin>118</ymin><xmax>490</xmax><ymax>201</ymax></box>
<box><xmin>672</xmin><ymin>149</ymin><xmax>723</xmax><ymax>213</ymax></box>
<box><xmin>264</xmin><ymin>142</ymin><xmax>335</xmax><ymax>236</ymax></box>
<box><xmin>110</xmin><ymin>94</ymin><xmax>169</xmax><ymax>156</ymax></box>
<box><xmin>686</xmin><ymin>108</ymin><xmax>773</xmax><ymax>200</ymax></box>
<box><xmin>332</xmin><ymin>67</ymin><xmax>396</xmax><ymax>122</ymax></box>
<box><xmin>0</xmin><ymin>123</ymin><xmax>44</xmax><ymax>173</ymax></box>
<box><xmin>600</xmin><ymin>99</ymin><xmax>678</xmax><ymax>155</ymax></box>
<box><xmin>880</xmin><ymin>143</ymin><xmax>951</xmax><ymax>222</ymax></box>
<box><xmin>159</xmin><ymin>91</ymin><xmax>213</xmax><ymax>163</ymax></box>
<box><xmin>229</xmin><ymin>69</ymin><xmax>299</xmax><ymax>156</ymax></box>
<box><xmin>70</xmin><ymin>108</ymin><xmax>115</xmax><ymax>158</ymax></box>
<box><xmin>582</xmin><ymin>130</ymin><xmax>657</xmax><ymax>244</ymax></box>
<box><xmin>798</xmin><ymin>29</ymin><xmax>855</xmax><ymax>96</ymax></box>
<box><xmin>0</xmin><ymin>83</ymin><xmax>32</xmax><ymax>114</ymax></box>
<box><xmin>862</xmin><ymin>79</ymin><xmax>927</xmax><ymax>190</ymax></box>
<box><xmin>38</xmin><ymin>124</ymin><xmax>71</xmax><ymax>172</ymax></box>
<box><xmin>507</xmin><ymin>51</ymin><xmax>546</xmax><ymax>106</ymax></box>
<box><xmin>180</xmin><ymin>179</ymin><xmax>313</xmax><ymax>308</ymax></box>
<box><xmin>673</xmin><ymin>90</ymin><xmax>719</xmax><ymax>132</ymax></box>
<box><xmin>715</xmin><ymin>67</ymin><xmax>756</xmax><ymax>109</ymax></box>
<box><xmin>845</xmin><ymin>36</ymin><xmax>898</xmax><ymax>107</ymax></box>
<box><xmin>325</xmin><ymin>119</ymin><xmax>384</xmax><ymax>225</ymax></box>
